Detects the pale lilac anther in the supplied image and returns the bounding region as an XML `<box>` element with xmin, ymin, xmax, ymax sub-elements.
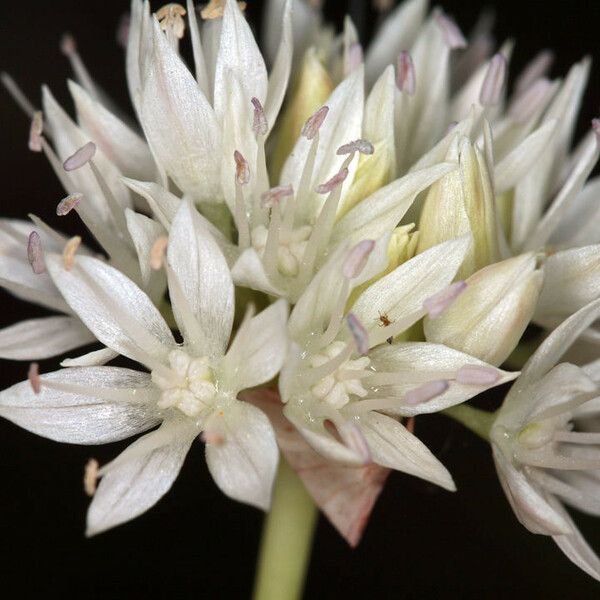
<box><xmin>396</xmin><ymin>52</ymin><xmax>416</xmax><ymax>95</ymax></box>
<box><xmin>63</xmin><ymin>141</ymin><xmax>96</xmax><ymax>172</ymax></box>
<box><xmin>337</xmin><ymin>139</ymin><xmax>374</xmax><ymax>156</ymax></box>
<box><xmin>27</xmin><ymin>231</ymin><xmax>45</xmax><ymax>274</ymax></box>
<box><xmin>515</xmin><ymin>49</ymin><xmax>554</xmax><ymax>94</ymax></box>
<box><xmin>117</xmin><ymin>14</ymin><xmax>131</xmax><ymax>49</ymax></box>
<box><xmin>509</xmin><ymin>78</ymin><xmax>552</xmax><ymax>123</ymax></box>
<box><xmin>251</xmin><ymin>97</ymin><xmax>268</xmax><ymax>136</ymax></box>
<box><xmin>404</xmin><ymin>380</ymin><xmax>449</xmax><ymax>406</ymax></box>
<box><xmin>480</xmin><ymin>53</ymin><xmax>507</xmax><ymax>106</ymax></box>
<box><xmin>302</xmin><ymin>106</ymin><xmax>329</xmax><ymax>140</ymax></box>
<box><xmin>456</xmin><ymin>364</ymin><xmax>501</xmax><ymax>386</ymax></box>
<box><xmin>233</xmin><ymin>150</ymin><xmax>250</xmax><ymax>185</ymax></box>
<box><xmin>261</xmin><ymin>184</ymin><xmax>293</xmax><ymax>208</ymax></box>
<box><xmin>315</xmin><ymin>168</ymin><xmax>348</xmax><ymax>194</ymax></box>
<box><xmin>28</xmin><ymin>111</ymin><xmax>43</xmax><ymax>153</ymax></box>
<box><xmin>592</xmin><ymin>118</ymin><xmax>600</xmax><ymax>143</ymax></box>
<box><xmin>346</xmin><ymin>42</ymin><xmax>363</xmax><ymax>74</ymax></box>
<box><xmin>344</xmin><ymin>422</ymin><xmax>371</xmax><ymax>465</ymax></box>
<box><xmin>423</xmin><ymin>281</ymin><xmax>467</xmax><ymax>318</ymax></box>
<box><xmin>56</xmin><ymin>192</ymin><xmax>83</xmax><ymax>216</ymax></box>
<box><xmin>435</xmin><ymin>12</ymin><xmax>467</xmax><ymax>50</ymax></box>
<box><xmin>343</xmin><ymin>240</ymin><xmax>375</xmax><ymax>278</ymax></box>
<box><xmin>60</xmin><ymin>33</ymin><xmax>77</xmax><ymax>57</ymax></box>
<box><xmin>28</xmin><ymin>362</ymin><xmax>41</xmax><ymax>395</ymax></box>
<box><xmin>346</xmin><ymin>313</ymin><xmax>369</xmax><ymax>356</ymax></box>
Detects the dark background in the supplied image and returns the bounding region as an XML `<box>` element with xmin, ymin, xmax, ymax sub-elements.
<box><xmin>1</xmin><ymin>0</ymin><xmax>600</xmax><ymax>597</ymax></box>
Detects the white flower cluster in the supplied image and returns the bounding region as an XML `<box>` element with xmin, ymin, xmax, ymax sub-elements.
<box><xmin>2</xmin><ymin>0</ymin><xmax>600</xmax><ymax>581</ymax></box>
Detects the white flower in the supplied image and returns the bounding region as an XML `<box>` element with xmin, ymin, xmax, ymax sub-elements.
<box><xmin>281</xmin><ymin>234</ymin><xmax>517</xmax><ymax>489</ymax></box>
<box><xmin>491</xmin><ymin>298</ymin><xmax>600</xmax><ymax>581</ymax></box>
<box><xmin>0</xmin><ymin>200</ymin><xmax>288</xmax><ymax>534</ymax></box>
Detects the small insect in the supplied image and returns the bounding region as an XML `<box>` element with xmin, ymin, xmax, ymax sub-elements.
<box><xmin>375</xmin><ymin>312</ymin><xmax>394</xmax><ymax>344</ymax></box>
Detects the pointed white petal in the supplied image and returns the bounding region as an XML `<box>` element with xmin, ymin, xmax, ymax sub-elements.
<box><xmin>61</xmin><ymin>347</ymin><xmax>119</xmax><ymax>367</ymax></box>
<box><xmin>121</xmin><ymin>177</ymin><xmax>179</xmax><ymax>228</ymax></box>
<box><xmin>139</xmin><ymin>18</ymin><xmax>221</xmax><ymax>202</ymax></box>
<box><xmin>205</xmin><ymin>400</ymin><xmax>278</xmax><ymax>510</ymax></box>
<box><xmin>231</xmin><ymin>248</ymin><xmax>286</xmax><ymax>296</ymax></box>
<box><xmin>125</xmin><ymin>209</ymin><xmax>165</xmax><ymax>286</ymax></box>
<box><xmin>167</xmin><ymin>200</ymin><xmax>234</xmax><ymax>356</ymax></box>
<box><xmin>0</xmin><ymin>316</ymin><xmax>95</xmax><ymax>360</ymax></box>
<box><xmin>46</xmin><ymin>253</ymin><xmax>176</xmax><ymax>365</ymax></box>
<box><xmin>357</xmin><ymin>411</ymin><xmax>455</xmax><ymax>491</ymax></box>
<box><xmin>87</xmin><ymin>420</ymin><xmax>195</xmax><ymax>535</ymax></box>
<box><xmin>186</xmin><ymin>0</ymin><xmax>211</xmax><ymax>97</ymax></box>
<box><xmin>351</xmin><ymin>236</ymin><xmax>470</xmax><ymax>340</ymax></box>
<box><xmin>0</xmin><ymin>366</ymin><xmax>160</xmax><ymax>444</ymax></box>
<box><xmin>214</xmin><ymin>0</ymin><xmax>268</xmax><ymax>121</ymax></box>
<box><xmin>221</xmin><ymin>299</ymin><xmax>288</xmax><ymax>392</ymax></box>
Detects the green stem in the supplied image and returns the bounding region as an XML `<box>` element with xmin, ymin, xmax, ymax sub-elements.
<box><xmin>252</xmin><ymin>458</ymin><xmax>318</xmax><ymax>600</ymax></box>
<box><xmin>443</xmin><ymin>404</ymin><xmax>496</xmax><ymax>441</ymax></box>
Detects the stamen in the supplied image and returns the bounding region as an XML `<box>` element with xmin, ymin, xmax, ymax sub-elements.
<box><xmin>63</xmin><ymin>141</ymin><xmax>96</xmax><ymax>172</ymax></box>
<box><xmin>342</xmin><ymin>240</ymin><xmax>375</xmax><ymax>278</ymax></box>
<box><xmin>84</xmin><ymin>458</ymin><xmax>99</xmax><ymax>496</ymax></box>
<box><xmin>404</xmin><ymin>380</ymin><xmax>449</xmax><ymax>406</ymax></box>
<box><xmin>337</xmin><ymin>139</ymin><xmax>374</xmax><ymax>156</ymax></box>
<box><xmin>347</xmin><ymin>313</ymin><xmax>369</xmax><ymax>356</ymax></box>
<box><xmin>592</xmin><ymin>118</ymin><xmax>600</xmax><ymax>143</ymax></box>
<box><xmin>423</xmin><ymin>281</ymin><xmax>467</xmax><ymax>318</ymax></box>
<box><xmin>301</xmin><ymin>106</ymin><xmax>329</xmax><ymax>140</ymax></box>
<box><xmin>455</xmin><ymin>364</ymin><xmax>501</xmax><ymax>385</ymax></box>
<box><xmin>480</xmin><ymin>53</ymin><xmax>507</xmax><ymax>106</ymax></box>
<box><xmin>396</xmin><ymin>52</ymin><xmax>416</xmax><ymax>96</ymax></box>
<box><xmin>345</xmin><ymin>42</ymin><xmax>363</xmax><ymax>75</ymax></box>
<box><xmin>201</xmin><ymin>431</ymin><xmax>226</xmax><ymax>446</ymax></box>
<box><xmin>28</xmin><ymin>111</ymin><xmax>44</xmax><ymax>153</ymax></box>
<box><xmin>60</xmin><ymin>34</ymin><xmax>97</xmax><ymax>99</ymax></box>
<box><xmin>261</xmin><ymin>184</ymin><xmax>293</xmax><ymax>209</ymax></box>
<box><xmin>200</xmin><ymin>0</ymin><xmax>246</xmax><ymax>19</ymax></box>
<box><xmin>373</xmin><ymin>0</ymin><xmax>393</xmax><ymax>10</ymax></box>
<box><xmin>156</xmin><ymin>4</ymin><xmax>187</xmax><ymax>39</ymax></box>
<box><xmin>62</xmin><ymin>236</ymin><xmax>82</xmax><ymax>271</ymax></box>
<box><xmin>0</xmin><ymin>72</ymin><xmax>36</xmax><ymax>119</ymax></box>
<box><xmin>234</xmin><ymin>150</ymin><xmax>250</xmax><ymax>185</ymax></box>
<box><xmin>251</xmin><ymin>97</ymin><xmax>268</xmax><ymax>136</ymax></box>
<box><xmin>515</xmin><ymin>49</ymin><xmax>554</xmax><ymax>94</ymax></box>
<box><xmin>150</xmin><ymin>236</ymin><xmax>168</xmax><ymax>270</ymax></box>
<box><xmin>435</xmin><ymin>12</ymin><xmax>467</xmax><ymax>50</ymax></box>
<box><xmin>315</xmin><ymin>167</ymin><xmax>348</xmax><ymax>194</ymax></box>
<box><xmin>27</xmin><ymin>231</ymin><xmax>46</xmax><ymax>274</ymax></box>
<box><xmin>406</xmin><ymin>416</ymin><xmax>415</xmax><ymax>434</ymax></box>
<box><xmin>56</xmin><ymin>193</ymin><xmax>83</xmax><ymax>216</ymax></box>
<box><xmin>28</xmin><ymin>362</ymin><xmax>41</xmax><ymax>394</ymax></box>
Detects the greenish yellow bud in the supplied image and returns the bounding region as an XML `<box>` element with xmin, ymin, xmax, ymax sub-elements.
<box><xmin>423</xmin><ymin>253</ymin><xmax>543</xmax><ymax>366</ymax></box>
<box><xmin>417</xmin><ymin>136</ymin><xmax>500</xmax><ymax>278</ymax></box>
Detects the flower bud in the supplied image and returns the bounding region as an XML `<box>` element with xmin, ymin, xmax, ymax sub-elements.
<box><xmin>417</xmin><ymin>136</ymin><xmax>500</xmax><ymax>278</ymax></box>
<box><xmin>271</xmin><ymin>48</ymin><xmax>334</xmax><ymax>181</ymax></box>
<box><xmin>424</xmin><ymin>253</ymin><xmax>543</xmax><ymax>365</ymax></box>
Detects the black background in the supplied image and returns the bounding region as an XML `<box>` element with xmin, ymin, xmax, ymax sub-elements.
<box><xmin>1</xmin><ymin>0</ymin><xmax>600</xmax><ymax>598</ymax></box>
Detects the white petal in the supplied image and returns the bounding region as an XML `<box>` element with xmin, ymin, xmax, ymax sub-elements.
<box><xmin>366</xmin><ymin>342</ymin><xmax>518</xmax><ymax>416</ymax></box>
<box><xmin>357</xmin><ymin>411</ymin><xmax>455</xmax><ymax>491</ymax></box>
<box><xmin>87</xmin><ymin>420</ymin><xmax>195</xmax><ymax>535</ymax></box>
<box><xmin>264</xmin><ymin>0</ymin><xmax>293</xmax><ymax>129</ymax></box>
<box><xmin>205</xmin><ymin>400</ymin><xmax>278</xmax><ymax>510</ymax></box>
<box><xmin>214</xmin><ymin>0</ymin><xmax>268</xmax><ymax>121</ymax></box>
<box><xmin>492</xmin><ymin>445</ymin><xmax>572</xmax><ymax>535</ymax></box>
<box><xmin>351</xmin><ymin>236</ymin><xmax>471</xmax><ymax>339</ymax></box>
<box><xmin>126</xmin><ymin>0</ymin><xmax>145</xmax><ymax>110</ymax></box>
<box><xmin>0</xmin><ymin>316</ymin><xmax>95</xmax><ymax>360</ymax></box>
<box><xmin>186</xmin><ymin>0</ymin><xmax>210</xmax><ymax>97</ymax></box>
<box><xmin>61</xmin><ymin>347</ymin><xmax>119</xmax><ymax>367</ymax></box>
<box><xmin>220</xmin><ymin>299</ymin><xmax>288</xmax><ymax>392</ymax></box>
<box><xmin>331</xmin><ymin>162</ymin><xmax>457</xmax><ymax>245</ymax></box>
<box><xmin>364</xmin><ymin>0</ymin><xmax>427</xmax><ymax>86</ymax></box>
<box><xmin>231</xmin><ymin>248</ymin><xmax>286</xmax><ymax>296</ymax></box>
<box><xmin>46</xmin><ymin>253</ymin><xmax>176</xmax><ymax>365</ymax></box>
<box><xmin>139</xmin><ymin>18</ymin><xmax>221</xmax><ymax>202</ymax></box>
<box><xmin>121</xmin><ymin>177</ymin><xmax>179</xmax><ymax>228</ymax></box>
<box><xmin>167</xmin><ymin>200</ymin><xmax>234</xmax><ymax>356</ymax></box>
<box><xmin>0</xmin><ymin>366</ymin><xmax>160</xmax><ymax>444</ymax></box>
<box><xmin>69</xmin><ymin>80</ymin><xmax>155</xmax><ymax>181</ymax></box>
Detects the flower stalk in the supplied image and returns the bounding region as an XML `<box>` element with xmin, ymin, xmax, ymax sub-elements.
<box><xmin>443</xmin><ymin>404</ymin><xmax>496</xmax><ymax>441</ymax></box>
<box><xmin>253</xmin><ymin>458</ymin><xmax>318</xmax><ymax>600</ymax></box>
